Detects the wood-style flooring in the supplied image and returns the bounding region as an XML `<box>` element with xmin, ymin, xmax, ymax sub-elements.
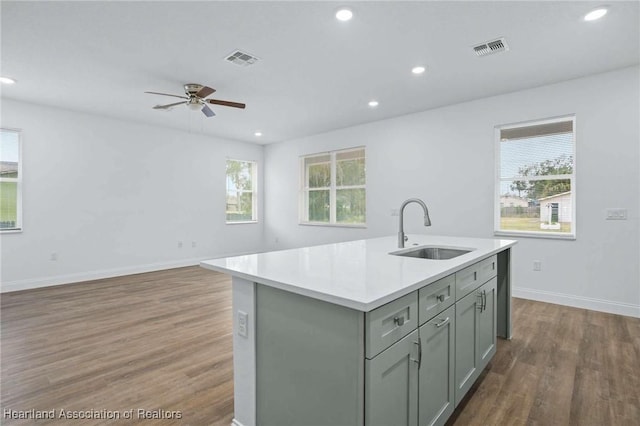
<box><xmin>2</xmin><ymin>266</ymin><xmax>639</xmax><ymax>425</ymax></box>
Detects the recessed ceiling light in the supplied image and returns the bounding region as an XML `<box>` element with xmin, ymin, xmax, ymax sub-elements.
<box><xmin>411</xmin><ymin>66</ymin><xmax>426</xmax><ymax>75</ymax></box>
<box><xmin>254</xmin><ymin>131</ymin><xmax>262</xmax><ymax>137</ymax></box>
<box><xmin>0</xmin><ymin>77</ymin><xmax>16</xmax><ymax>84</ymax></box>
<box><xmin>368</xmin><ymin>100</ymin><xmax>379</xmax><ymax>108</ymax></box>
<box><xmin>584</xmin><ymin>7</ymin><xmax>608</xmax><ymax>21</ymax></box>
<box><xmin>336</xmin><ymin>8</ymin><xmax>353</xmax><ymax>21</ymax></box>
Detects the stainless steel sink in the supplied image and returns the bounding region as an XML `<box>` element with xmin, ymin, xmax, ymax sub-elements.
<box><xmin>391</xmin><ymin>246</ymin><xmax>472</xmax><ymax>260</ymax></box>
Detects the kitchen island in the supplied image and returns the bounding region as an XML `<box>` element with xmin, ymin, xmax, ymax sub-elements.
<box><xmin>201</xmin><ymin>235</ymin><xmax>516</xmax><ymax>426</ymax></box>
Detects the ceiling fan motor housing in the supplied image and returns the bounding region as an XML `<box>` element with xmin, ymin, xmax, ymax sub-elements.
<box><xmin>184</xmin><ymin>83</ymin><xmax>204</xmax><ymax>95</ymax></box>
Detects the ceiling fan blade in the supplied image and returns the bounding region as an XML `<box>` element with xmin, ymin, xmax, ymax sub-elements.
<box><xmin>206</xmin><ymin>99</ymin><xmax>246</xmax><ymax>109</ymax></box>
<box><xmin>144</xmin><ymin>91</ymin><xmax>188</xmax><ymax>100</ymax></box>
<box><xmin>196</xmin><ymin>86</ymin><xmax>216</xmax><ymax>98</ymax></box>
<box><xmin>201</xmin><ymin>104</ymin><xmax>216</xmax><ymax>117</ymax></box>
<box><xmin>153</xmin><ymin>101</ymin><xmax>186</xmax><ymax>109</ymax></box>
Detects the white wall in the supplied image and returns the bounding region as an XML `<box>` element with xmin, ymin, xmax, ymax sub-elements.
<box><xmin>0</xmin><ymin>99</ymin><xmax>265</xmax><ymax>291</ymax></box>
<box><xmin>264</xmin><ymin>66</ymin><xmax>640</xmax><ymax>318</ymax></box>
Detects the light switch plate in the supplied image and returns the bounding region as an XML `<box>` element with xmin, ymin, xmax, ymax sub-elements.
<box><xmin>606</xmin><ymin>208</ymin><xmax>628</xmax><ymax>220</ymax></box>
<box><xmin>237</xmin><ymin>310</ymin><xmax>248</xmax><ymax>338</ymax></box>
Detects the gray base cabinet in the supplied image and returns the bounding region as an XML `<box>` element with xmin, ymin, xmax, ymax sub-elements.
<box><xmin>365</xmin><ymin>330</ymin><xmax>419</xmax><ymax>426</ymax></box>
<box><xmin>419</xmin><ymin>305</ymin><xmax>455</xmax><ymax>426</ymax></box>
<box><xmin>454</xmin><ymin>277</ymin><xmax>497</xmax><ymax>406</ymax></box>
<box><xmin>254</xmin><ymin>254</ymin><xmax>504</xmax><ymax>426</ymax></box>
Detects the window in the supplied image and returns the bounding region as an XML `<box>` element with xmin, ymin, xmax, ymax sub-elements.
<box><xmin>300</xmin><ymin>147</ymin><xmax>366</xmax><ymax>226</ymax></box>
<box><xmin>0</xmin><ymin>129</ymin><xmax>22</xmax><ymax>232</ymax></box>
<box><xmin>226</xmin><ymin>159</ymin><xmax>257</xmax><ymax>223</ymax></box>
<box><xmin>495</xmin><ymin>116</ymin><xmax>575</xmax><ymax>239</ymax></box>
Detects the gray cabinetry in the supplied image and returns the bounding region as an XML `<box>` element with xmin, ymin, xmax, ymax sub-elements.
<box><xmin>365</xmin><ymin>330</ymin><xmax>420</xmax><ymax>426</ymax></box>
<box><xmin>418</xmin><ymin>305</ymin><xmax>455</xmax><ymax>426</ymax></box>
<box><xmin>454</xmin><ymin>277</ymin><xmax>497</xmax><ymax>406</ymax></box>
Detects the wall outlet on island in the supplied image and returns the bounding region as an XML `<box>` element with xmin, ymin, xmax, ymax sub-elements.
<box><xmin>533</xmin><ymin>260</ymin><xmax>542</xmax><ymax>271</ymax></box>
<box><xmin>237</xmin><ymin>311</ymin><xmax>248</xmax><ymax>338</ymax></box>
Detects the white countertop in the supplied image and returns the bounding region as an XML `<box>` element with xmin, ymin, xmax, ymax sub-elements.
<box><xmin>200</xmin><ymin>235</ymin><xmax>516</xmax><ymax>312</ymax></box>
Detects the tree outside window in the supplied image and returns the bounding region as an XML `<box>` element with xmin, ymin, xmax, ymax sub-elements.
<box><xmin>226</xmin><ymin>159</ymin><xmax>257</xmax><ymax>223</ymax></box>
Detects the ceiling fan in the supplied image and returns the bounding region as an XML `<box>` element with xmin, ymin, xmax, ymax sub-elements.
<box><xmin>145</xmin><ymin>83</ymin><xmax>246</xmax><ymax>117</ymax></box>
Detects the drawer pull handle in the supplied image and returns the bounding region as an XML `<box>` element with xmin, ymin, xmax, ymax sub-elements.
<box><xmin>474</xmin><ymin>271</ymin><xmax>477</xmax><ymax>281</ymax></box>
<box><xmin>435</xmin><ymin>317</ymin><xmax>450</xmax><ymax>328</ymax></box>
<box><xmin>436</xmin><ymin>294</ymin><xmax>445</xmax><ymax>302</ymax></box>
<box><xmin>393</xmin><ymin>316</ymin><xmax>405</xmax><ymax>326</ymax></box>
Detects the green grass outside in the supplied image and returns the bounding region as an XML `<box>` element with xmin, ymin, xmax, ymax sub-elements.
<box><xmin>501</xmin><ymin>217</ymin><xmax>571</xmax><ymax>233</ymax></box>
<box><xmin>0</xmin><ymin>181</ymin><xmax>18</xmax><ymax>223</ymax></box>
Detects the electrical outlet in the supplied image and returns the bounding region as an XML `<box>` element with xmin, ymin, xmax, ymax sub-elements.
<box><xmin>391</xmin><ymin>209</ymin><xmax>400</xmax><ymax>217</ymax></box>
<box><xmin>50</xmin><ymin>252</ymin><xmax>58</xmax><ymax>261</ymax></box>
<box><xmin>237</xmin><ymin>311</ymin><xmax>248</xmax><ymax>338</ymax></box>
<box><xmin>533</xmin><ymin>260</ymin><xmax>542</xmax><ymax>271</ymax></box>
<box><xmin>177</xmin><ymin>241</ymin><xmax>183</xmax><ymax>248</ymax></box>
<box><xmin>606</xmin><ymin>208</ymin><xmax>628</xmax><ymax>220</ymax></box>
<box><xmin>191</xmin><ymin>241</ymin><xmax>196</xmax><ymax>248</ymax></box>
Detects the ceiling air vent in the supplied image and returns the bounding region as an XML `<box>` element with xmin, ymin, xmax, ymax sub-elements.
<box><xmin>473</xmin><ymin>38</ymin><xmax>509</xmax><ymax>57</ymax></box>
<box><xmin>225</xmin><ymin>49</ymin><xmax>259</xmax><ymax>67</ymax></box>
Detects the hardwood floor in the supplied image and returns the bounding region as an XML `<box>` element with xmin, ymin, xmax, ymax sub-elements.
<box><xmin>2</xmin><ymin>267</ymin><xmax>639</xmax><ymax>425</ymax></box>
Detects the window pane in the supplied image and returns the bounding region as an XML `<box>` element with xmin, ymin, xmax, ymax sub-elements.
<box><xmin>500</xmin><ymin>133</ymin><xmax>573</xmax><ymax>179</ymax></box>
<box><xmin>308</xmin><ymin>190</ymin><xmax>330</xmax><ymax>222</ymax></box>
<box><xmin>0</xmin><ymin>130</ymin><xmax>19</xmax><ymax>178</ymax></box>
<box><xmin>227</xmin><ymin>160</ymin><xmax>253</xmax><ymax>191</ymax></box>
<box><xmin>336</xmin><ymin>188</ymin><xmax>366</xmax><ymax>224</ymax></box>
<box><xmin>0</xmin><ymin>181</ymin><xmax>18</xmax><ymax>229</ymax></box>
<box><xmin>307</xmin><ymin>162</ymin><xmax>330</xmax><ymax>188</ymax></box>
<box><xmin>500</xmin><ymin>179</ymin><xmax>572</xmax><ymax>234</ymax></box>
<box><xmin>226</xmin><ymin>191</ymin><xmax>254</xmax><ymax>222</ymax></box>
<box><xmin>337</xmin><ymin>149</ymin><xmax>365</xmax><ymax>186</ymax></box>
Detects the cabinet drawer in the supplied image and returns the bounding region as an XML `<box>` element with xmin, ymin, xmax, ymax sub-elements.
<box><xmin>418</xmin><ymin>274</ymin><xmax>455</xmax><ymax>325</ymax></box>
<box><xmin>455</xmin><ymin>255</ymin><xmax>497</xmax><ymax>300</ymax></box>
<box><xmin>365</xmin><ymin>291</ymin><xmax>418</xmax><ymax>359</ymax></box>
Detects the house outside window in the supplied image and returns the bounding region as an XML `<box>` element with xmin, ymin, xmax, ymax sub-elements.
<box><xmin>0</xmin><ymin>128</ymin><xmax>22</xmax><ymax>232</ymax></box>
<box><xmin>300</xmin><ymin>147</ymin><xmax>366</xmax><ymax>226</ymax></box>
<box><xmin>226</xmin><ymin>159</ymin><xmax>257</xmax><ymax>223</ymax></box>
<box><xmin>495</xmin><ymin>115</ymin><xmax>576</xmax><ymax>239</ymax></box>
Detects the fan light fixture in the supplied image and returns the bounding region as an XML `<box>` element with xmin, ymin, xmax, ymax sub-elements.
<box><xmin>584</xmin><ymin>7</ymin><xmax>608</xmax><ymax>21</ymax></box>
<box><xmin>336</xmin><ymin>8</ymin><xmax>353</xmax><ymax>21</ymax></box>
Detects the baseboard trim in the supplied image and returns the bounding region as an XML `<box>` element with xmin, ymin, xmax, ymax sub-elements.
<box><xmin>1</xmin><ymin>254</ymin><xmax>246</xmax><ymax>293</ymax></box>
<box><xmin>513</xmin><ymin>286</ymin><xmax>640</xmax><ymax>318</ymax></box>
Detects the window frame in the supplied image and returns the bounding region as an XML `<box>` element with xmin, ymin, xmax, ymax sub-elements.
<box><xmin>225</xmin><ymin>158</ymin><xmax>258</xmax><ymax>224</ymax></box>
<box><xmin>299</xmin><ymin>146</ymin><xmax>366</xmax><ymax>228</ymax></box>
<box><xmin>494</xmin><ymin>115</ymin><xmax>576</xmax><ymax>240</ymax></box>
<box><xmin>0</xmin><ymin>128</ymin><xmax>23</xmax><ymax>233</ymax></box>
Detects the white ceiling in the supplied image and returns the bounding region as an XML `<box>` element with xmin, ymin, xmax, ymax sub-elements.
<box><xmin>1</xmin><ymin>1</ymin><xmax>638</xmax><ymax>144</ymax></box>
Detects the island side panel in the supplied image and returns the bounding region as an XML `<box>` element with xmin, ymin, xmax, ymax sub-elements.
<box><xmin>255</xmin><ymin>285</ymin><xmax>365</xmax><ymax>426</ymax></box>
<box><xmin>496</xmin><ymin>248</ymin><xmax>512</xmax><ymax>339</ymax></box>
<box><xmin>231</xmin><ymin>277</ymin><xmax>257</xmax><ymax>426</ymax></box>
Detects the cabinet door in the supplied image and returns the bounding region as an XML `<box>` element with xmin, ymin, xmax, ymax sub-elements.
<box><xmin>366</xmin><ymin>330</ymin><xmax>419</xmax><ymax>426</ymax></box>
<box><xmin>477</xmin><ymin>278</ymin><xmax>497</xmax><ymax>370</ymax></box>
<box><xmin>419</xmin><ymin>305</ymin><xmax>455</xmax><ymax>426</ymax></box>
<box><xmin>454</xmin><ymin>288</ymin><xmax>482</xmax><ymax>406</ymax></box>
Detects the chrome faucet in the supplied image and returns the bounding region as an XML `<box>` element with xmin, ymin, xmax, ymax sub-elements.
<box><xmin>398</xmin><ymin>198</ymin><xmax>431</xmax><ymax>248</ymax></box>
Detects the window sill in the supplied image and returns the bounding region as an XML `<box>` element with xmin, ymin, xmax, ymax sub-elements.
<box><xmin>299</xmin><ymin>222</ymin><xmax>367</xmax><ymax>229</ymax></box>
<box><xmin>0</xmin><ymin>228</ymin><xmax>23</xmax><ymax>234</ymax></box>
<box><xmin>226</xmin><ymin>220</ymin><xmax>258</xmax><ymax>225</ymax></box>
<box><xmin>494</xmin><ymin>230</ymin><xmax>576</xmax><ymax>241</ymax></box>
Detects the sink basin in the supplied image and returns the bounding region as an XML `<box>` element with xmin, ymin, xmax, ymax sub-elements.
<box><xmin>391</xmin><ymin>246</ymin><xmax>473</xmax><ymax>260</ymax></box>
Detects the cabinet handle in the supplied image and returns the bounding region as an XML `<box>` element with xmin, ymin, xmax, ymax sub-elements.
<box><xmin>477</xmin><ymin>292</ymin><xmax>483</xmax><ymax>311</ymax></box>
<box><xmin>436</xmin><ymin>294</ymin><xmax>445</xmax><ymax>302</ymax></box>
<box><xmin>393</xmin><ymin>316</ymin><xmax>405</xmax><ymax>327</ymax></box>
<box><xmin>411</xmin><ymin>338</ymin><xmax>422</xmax><ymax>369</ymax></box>
<box><xmin>435</xmin><ymin>317</ymin><xmax>450</xmax><ymax>328</ymax></box>
<box><xmin>482</xmin><ymin>290</ymin><xmax>487</xmax><ymax>311</ymax></box>
<box><xmin>474</xmin><ymin>271</ymin><xmax>477</xmax><ymax>281</ymax></box>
